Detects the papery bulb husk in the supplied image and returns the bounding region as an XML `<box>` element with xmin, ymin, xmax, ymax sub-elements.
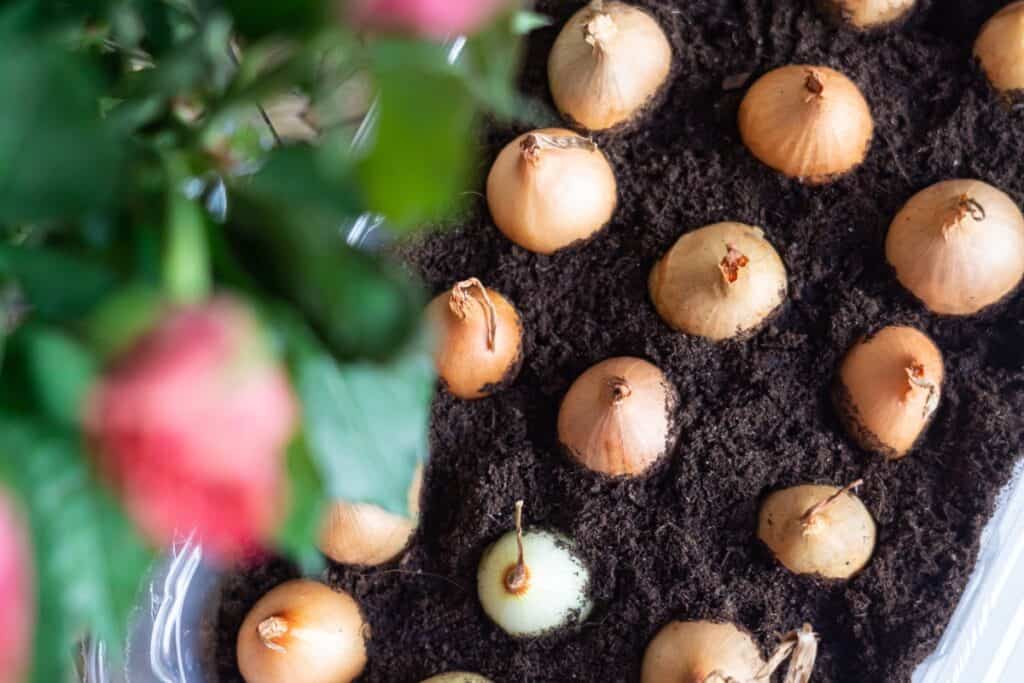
<box><xmin>649</xmin><ymin>222</ymin><xmax>788</xmax><ymax>341</ymax></box>
<box><xmin>420</xmin><ymin>674</ymin><xmax>494</xmax><ymax>683</ymax></box>
<box><xmin>974</xmin><ymin>2</ymin><xmax>1024</xmax><ymax>94</ymax></box>
<box><xmin>886</xmin><ymin>179</ymin><xmax>1024</xmax><ymax>315</ymax></box>
<box><xmin>548</xmin><ymin>1</ymin><xmax>673</xmax><ymax>131</ymax></box>
<box><xmin>738</xmin><ymin>65</ymin><xmax>874</xmax><ymax>183</ymax></box>
<box><xmin>641</xmin><ymin>620</ymin><xmax>766</xmax><ymax>683</ymax></box>
<box><xmin>758</xmin><ymin>484</ymin><xmax>876</xmax><ymax>580</ymax></box>
<box><xmin>819</xmin><ymin>0</ymin><xmax>916</xmax><ymax>29</ymax></box>
<box><xmin>834</xmin><ymin>326</ymin><xmax>944</xmax><ymax>459</ymax></box>
<box><xmin>486</xmin><ymin>128</ymin><xmax>617</xmax><ymax>254</ymax></box>
<box><xmin>426</xmin><ymin>279</ymin><xmax>523</xmax><ymax>399</ymax></box>
<box><xmin>237</xmin><ymin>580</ymin><xmax>367</xmax><ymax>683</ymax></box>
<box><xmin>319</xmin><ymin>502</ymin><xmax>415</xmax><ymax>566</ymax></box>
<box><xmin>557</xmin><ymin>357</ymin><xmax>676</xmax><ymax>476</ymax></box>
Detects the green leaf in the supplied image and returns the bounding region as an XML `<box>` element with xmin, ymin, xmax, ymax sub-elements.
<box><xmin>0</xmin><ymin>30</ymin><xmax>124</xmax><ymax>223</ymax></box>
<box><xmin>221</xmin><ymin>0</ymin><xmax>325</xmax><ymax>40</ymax></box>
<box><xmin>19</xmin><ymin>327</ymin><xmax>98</xmax><ymax>428</ymax></box>
<box><xmin>360</xmin><ymin>39</ymin><xmax>478</xmax><ymax>228</ymax></box>
<box><xmin>0</xmin><ymin>244</ymin><xmax>118</xmax><ymax>320</ymax></box>
<box><xmin>275</xmin><ymin>436</ymin><xmax>327</xmax><ymax>573</ymax></box>
<box><xmin>229</xmin><ymin>146</ymin><xmax>425</xmax><ymax>361</ymax></box>
<box><xmin>0</xmin><ymin>416</ymin><xmax>154</xmax><ymax>682</ymax></box>
<box><xmin>294</xmin><ymin>326</ymin><xmax>434</xmax><ymax>516</ymax></box>
<box><xmin>512</xmin><ymin>10</ymin><xmax>553</xmax><ymax>35</ymax></box>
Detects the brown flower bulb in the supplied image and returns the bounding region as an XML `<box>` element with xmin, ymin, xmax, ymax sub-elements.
<box><xmin>649</xmin><ymin>222</ymin><xmax>787</xmax><ymax>341</ymax></box>
<box><xmin>641</xmin><ymin>621</ymin><xmax>765</xmax><ymax>683</ymax></box>
<box><xmin>758</xmin><ymin>481</ymin><xmax>876</xmax><ymax>580</ymax></box>
<box><xmin>738</xmin><ymin>65</ymin><xmax>874</xmax><ymax>183</ymax></box>
<box><xmin>557</xmin><ymin>357</ymin><xmax>676</xmax><ymax>477</ymax></box>
<box><xmin>426</xmin><ymin>278</ymin><xmax>522</xmax><ymax>399</ymax></box>
<box><xmin>834</xmin><ymin>325</ymin><xmax>943</xmax><ymax>458</ymax></box>
<box><xmin>886</xmin><ymin>179</ymin><xmax>1024</xmax><ymax>315</ymax></box>
<box><xmin>548</xmin><ymin>1</ymin><xmax>672</xmax><ymax>130</ymax></box>
<box><xmin>486</xmin><ymin>129</ymin><xmax>617</xmax><ymax>254</ymax></box>
<box><xmin>820</xmin><ymin>0</ymin><xmax>916</xmax><ymax>29</ymax></box>
<box><xmin>974</xmin><ymin>2</ymin><xmax>1024</xmax><ymax>94</ymax></box>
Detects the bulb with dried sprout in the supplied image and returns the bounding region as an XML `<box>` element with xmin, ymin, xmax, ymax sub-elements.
<box><xmin>426</xmin><ymin>278</ymin><xmax>522</xmax><ymax>399</ymax></box>
<box><xmin>649</xmin><ymin>222</ymin><xmax>787</xmax><ymax>341</ymax></box>
<box><xmin>236</xmin><ymin>580</ymin><xmax>367</xmax><ymax>683</ymax></box>
<box><xmin>477</xmin><ymin>501</ymin><xmax>592</xmax><ymax>637</ymax></box>
<box><xmin>642</xmin><ymin>620</ymin><xmax>820</xmax><ymax>683</ymax></box>
<box><xmin>834</xmin><ymin>326</ymin><xmax>943</xmax><ymax>459</ymax></box>
<box><xmin>486</xmin><ymin>128</ymin><xmax>617</xmax><ymax>254</ymax></box>
<box><xmin>758</xmin><ymin>481</ymin><xmax>876</xmax><ymax>580</ymax></box>
<box><xmin>548</xmin><ymin>1</ymin><xmax>672</xmax><ymax>130</ymax></box>
<box><xmin>886</xmin><ymin>179</ymin><xmax>1024</xmax><ymax>315</ymax></box>
<box><xmin>558</xmin><ymin>357</ymin><xmax>677</xmax><ymax>477</ymax></box>
<box><xmin>974</xmin><ymin>2</ymin><xmax>1024</xmax><ymax>95</ymax></box>
<box><xmin>819</xmin><ymin>0</ymin><xmax>916</xmax><ymax>30</ymax></box>
<box><xmin>739</xmin><ymin>65</ymin><xmax>873</xmax><ymax>183</ymax></box>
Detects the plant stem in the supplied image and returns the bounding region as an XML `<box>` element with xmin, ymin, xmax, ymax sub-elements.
<box><xmin>504</xmin><ymin>500</ymin><xmax>529</xmax><ymax>594</ymax></box>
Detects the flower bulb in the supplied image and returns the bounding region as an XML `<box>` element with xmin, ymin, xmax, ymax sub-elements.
<box><xmin>649</xmin><ymin>222</ymin><xmax>787</xmax><ymax>340</ymax></box>
<box><xmin>641</xmin><ymin>620</ymin><xmax>765</xmax><ymax>683</ymax></box>
<box><xmin>548</xmin><ymin>1</ymin><xmax>672</xmax><ymax>130</ymax></box>
<box><xmin>974</xmin><ymin>2</ymin><xmax>1024</xmax><ymax>94</ymax></box>
<box><xmin>477</xmin><ymin>501</ymin><xmax>592</xmax><ymax>637</ymax></box>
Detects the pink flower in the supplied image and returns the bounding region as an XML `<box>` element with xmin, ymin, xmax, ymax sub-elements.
<box><xmin>0</xmin><ymin>491</ymin><xmax>33</xmax><ymax>683</ymax></box>
<box><xmin>348</xmin><ymin>0</ymin><xmax>511</xmax><ymax>39</ymax></box>
<box><xmin>87</xmin><ymin>297</ymin><xmax>298</xmax><ymax>563</ymax></box>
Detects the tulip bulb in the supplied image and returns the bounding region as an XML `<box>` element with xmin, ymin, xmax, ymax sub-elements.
<box><xmin>420</xmin><ymin>674</ymin><xmax>493</xmax><ymax>683</ymax></box>
<box><xmin>758</xmin><ymin>481</ymin><xmax>876</xmax><ymax>580</ymax></box>
<box><xmin>739</xmin><ymin>65</ymin><xmax>874</xmax><ymax>183</ymax></box>
<box><xmin>641</xmin><ymin>621</ymin><xmax>765</xmax><ymax>683</ymax></box>
<box><xmin>427</xmin><ymin>278</ymin><xmax>522</xmax><ymax>399</ymax></box>
<box><xmin>649</xmin><ymin>222</ymin><xmax>787</xmax><ymax>341</ymax></box>
<box><xmin>486</xmin><ymin>129</ymin><xmax>617</xmax><ymax>254</ymax></box>
<box><xmin>548</xmin><ymin>1</ymin><xmax>672</xmax><ymax>130</ymax></box>
<box><xmin>886</xmin><ymin>179</ymin><xmax>1024</xmax><ymax>315</ymax></box>
<box><xmin>477</xmin><ymin>501</ymin><xmax>592</xmax><ymax>637</ymax></box>
<box><xmin>557</xmin><ymin>357</ymin><xmax>677</xmax><ymax>476</ymax></box>
<box><xmin>237</xmin><ymin>580</ymin><xmax>367</xmax><ymax>683</ymax></box>
<box><xmin>974</xmin><ymin>2</ymin><xmax>1024</xmax><ymax>94</ymax></box>
<box><xmin>834</xmin><ymin>325</ymin><xmax>943</xmax><ymax>458</ymax></box>
<box><xmin>820</xmin><ymin>0</ymin><xmax>916</xmax><ymax>29</ymax></box>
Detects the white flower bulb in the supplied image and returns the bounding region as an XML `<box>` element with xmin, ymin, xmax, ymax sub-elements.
<box><xmin>477</xmin><ymin>501</ymin><xmax>592</xmax><ymax>638</ymax></box>
<box><xmin>420</xmin><ymin>674</ymin><xmax>493</xmax><ymax>683</ymax></box>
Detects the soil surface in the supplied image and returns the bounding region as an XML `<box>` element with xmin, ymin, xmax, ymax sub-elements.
<box><xmin>211</xmin><ymin>1</ymin><xmax>1024</xmax><ymax>681</ymax></box>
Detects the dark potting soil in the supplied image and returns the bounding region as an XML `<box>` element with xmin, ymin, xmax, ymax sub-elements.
<box><xmin>210</xmin><ymin>1</ymin><xmax>1024</xmax><ymax>681</ymax></box>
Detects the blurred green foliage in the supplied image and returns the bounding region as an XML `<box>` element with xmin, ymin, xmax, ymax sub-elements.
<box><xmin>0</xmin><ymin>0</ymin><xmax>541</xmax><ymax>680</ymax></box>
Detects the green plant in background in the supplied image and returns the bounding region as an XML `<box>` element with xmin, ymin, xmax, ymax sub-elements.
<box><xmin>0</xmin><ymin>0</ymin><xmax>549</xmax><ymax>680</ymax></box>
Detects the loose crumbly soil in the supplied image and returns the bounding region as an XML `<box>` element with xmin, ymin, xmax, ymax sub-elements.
<box><xmin>211</xmin><ymin>1</ymin><xmax>1024</xmax><ymax>681</ymax></box>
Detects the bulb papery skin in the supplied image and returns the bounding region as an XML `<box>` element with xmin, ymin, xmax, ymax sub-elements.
<box><xmin>738</xmin><ymin>65</ymin><xmax>873</xmax><ymax>183</ymax></box>
<box><xmin>975</xmin><ymin>2</ymin><xmax>1024</xmax><ymax>94</ymax></box>
<box><xmin>548</xmin><ymin>1</ymin><xmax>672</xmax><ymax>130</ymax></box>
<box><xmin>834</xmin><ymin>326</ymin><xmax>944</xmax><ymax>459</ymax></box>
<box><xmin>649</xmin><ymin>222</ymin><xmax>787</xmax><ymax>341</ymax></box>
<box><xmin>237</xmin><ymin>580</ymin><xmax>367</xmax><ymax>683</ymax></box>
<box><xmin>557</xmin><ymin>357</ymin><xmax>676</xmax><ymax>476</ymax></box>
<box><xmin>758</xmin><ymin>485</ymin><xmax>876</xmax><ymax>580</ymax></box>
<box><xmin>886</xmin><ymin>179</ymin><xmax>1024</xmax><ymax>315</ymax></box>
<box><xmin>641</xmin><ymin>620</ymin><xmax>765</xmax><ymax>683</ymax></box>
<box><xmin>486</xmin><ymin>128</ymin><xmax>617</xmax><ymax>254</ymax></box>
<box><xmin>319</xmin><ymin>502</ymin><xmax>415</xmax><ymax>566</ymax></box>
<box><xmin>477</xmin><ymin>529</ymin><xmax>592</xmax><ymax>637</ymax></box>
<box><xmin>822</xmin><ymin>0</ymin><xmax>916</xmax><ymax>29</ymax></box>
<box><xmin>426</xmin><ymin>281</ymin><xmax>522</xmax><ymax>399</ymax></box>
<box><xmin>420</xmin><ymin>674</ymin><xmax>493</xmax><ymax>683</ymax></box>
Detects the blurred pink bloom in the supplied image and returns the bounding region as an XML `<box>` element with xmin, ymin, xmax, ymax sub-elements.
<box><xmin>348</xmin><ymin>0</ymin><xmax>511</xmax><ymax>39</ymax></box>
<box><xmin>0</xmin><ymin>491</ymin><xmax>33</xmax><ymax>683</ymax></box>
<box><xmin>87</xmin><ymin>297</ymin><xmax>298</xmax><ymax>563</ymax></box>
